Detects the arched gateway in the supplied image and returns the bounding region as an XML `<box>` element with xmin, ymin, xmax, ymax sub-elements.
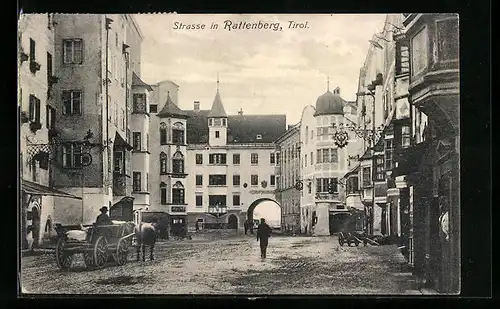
<box><xmin>246</xmin><ymin>198</ymin><xmax>281</xmax><ymax>223</ymax></box>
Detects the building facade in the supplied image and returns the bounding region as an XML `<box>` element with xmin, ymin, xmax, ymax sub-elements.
<box><xmin>393</xmin><ymin>13</ymin><xmax>460</xmax><ymax>294</ymax></box>
<box><xmin>184</xmin><ymin>83</ymin><xmax>286</xmax><ymax>231</ymax></box>
<box><xmin>19</xmin><ymin>14</ymin><xmax>84</xmax><ymax>250</ymax></box>
<box><xmin>299</xmin><ymin>86</ymin><xmax>359</xmax><ymax>236</ymax></box>
<box><xmin>275</xmin><ymin>124</ymin><xmax>301</xmax><ymax>233</ymax></box>
<box><xmin>49</xmin><ymin>14</ymin><xmax>143</xmax><ymax>225</ymax></box>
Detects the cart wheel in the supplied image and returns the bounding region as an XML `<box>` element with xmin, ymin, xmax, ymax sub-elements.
<box><xmin>55</xmin><ymin>237</ymin><xmax>73</xmax><ymax>270</ymax></box>
<box><xmin>114</xmin><ymin>238</ymin><xmax>131</xmax><ymax>266</ymax></box>
<box><xmin>93</xmin><ymin>236</ymin><xmax>108</xmax><ymax>267</ymax></box>
<box><xmin>339</xmin><ymin>238</ymin><xmax>344</xmax><ymax>246</ymax></box>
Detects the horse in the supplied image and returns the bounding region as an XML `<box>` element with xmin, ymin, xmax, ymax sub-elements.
<box><xmin>134</xmin><ymin>221</ymin><xmax>160</xmax><ymax>262</ymax></box>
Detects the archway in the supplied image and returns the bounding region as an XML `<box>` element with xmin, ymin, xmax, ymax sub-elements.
<box><xmin>247</xmin><ymin>198</ymin><xmax>281</xmax><ymax>229</ymax></box>
<box><xmin>31</xmin><ymin>206</ymin><xmax>40</xmax><ymax>248</ymax></box>
<box><xmin>227</xmin><ymin>214</ymin><xmax>238</xmax><ymax>229</ymax></box>
<box><xmin>329</xmin><ymin>212</ymin><xmax>351</xmax><ymax>235</ymax></box>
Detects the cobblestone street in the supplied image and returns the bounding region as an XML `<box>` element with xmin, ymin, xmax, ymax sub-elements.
<box><xmin>20</xmin><ymin>234</ymin><xmax>423</xmax><ymax>295</ymax></box>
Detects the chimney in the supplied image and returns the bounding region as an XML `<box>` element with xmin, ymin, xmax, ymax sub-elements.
<box><xmin>238</xmin><ymin>108</ymin><xmax>243</xmax><ymax>115</ymax></box>
<box><xmin>194</xmin><ymin>101</ymin><xmax>200</xmax><ymax>111</ymax></box>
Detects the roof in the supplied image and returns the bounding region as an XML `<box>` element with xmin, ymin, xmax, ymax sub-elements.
<box><xmin>22</xmin><ymin>180</ymin><xmax>82</xmax><ymax>200</ymax></box>
<box><xmin>314</xmin><ymin>90</ymin><xmax>347</xmax><ymax>116</ymax></box>
<box><xmin>131</xmin><ymin>72</ymin><xmax>153</xmax><ymax>91</ymax></box>
<box><xmin>157</xmin><ymin>92</ymin><xmax>190</xmax><ymax>119</ymax></box>
<box><xmin>185</xmin><ymin>110</ymin><xmax>287</xmax><ymax>144</ymax></box>
<box><xmin>275</xmin><ymin>123</ymin><xmax>300</xmax><ymax>144</ymax></box>
<box><xmin>207</xmin><ymin>90</ymin><xmax>227</xmax><ymax>118</ymax></box>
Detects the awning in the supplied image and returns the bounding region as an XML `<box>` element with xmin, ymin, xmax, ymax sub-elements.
<box><xmin>392</xmin><ymin>141</ymin><xmax>429</xmax><ymax>177</ymax></box>
<box><xmin>344</xmin><ymin>163</ymin><xmax>361</xmax><ymax>178</ymax></box>
<box><xmin>21</xmin><ymin>180</ymin><xmax>82</xmax><ymax>200</ymax></box>
<box><xmin>114</xmin><ymin>132</ymin><xmax>133</xmax><ymax>150</ymax></box>
<box><xmin>112</xmin><ymin>196</ymin><xmax>135</xmax><ymax>208</ymax></box>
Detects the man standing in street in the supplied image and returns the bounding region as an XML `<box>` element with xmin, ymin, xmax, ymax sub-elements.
<box><xmin>257</xmin><ymin>218</ymin><xmax>272</xmax><ymax>259</ymax></box>
<box><xmin>244</xmin><ymin>220</ymin><xmax>248</xmax><ymax>235</ymax></box>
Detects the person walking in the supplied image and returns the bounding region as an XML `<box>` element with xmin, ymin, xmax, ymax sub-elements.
<box><xmin>256</xmin><ymin>218</ymin><xmax>272</xmax><ymax>259</ymax></box>
<box><xmin>244</xmin><ymin>220</ymin><xmax>248</xmax><ymax>235</ymax></box>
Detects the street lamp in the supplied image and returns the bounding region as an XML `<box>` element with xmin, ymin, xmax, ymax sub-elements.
<box><xmin>208</xmin><ymin>202</ymin><xmax>227</xmax><ymax>230</ymax></box>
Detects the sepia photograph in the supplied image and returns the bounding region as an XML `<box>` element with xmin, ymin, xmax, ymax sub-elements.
<box><xmin>18</xmin><ymin>13</ymin><xmax>460</xmax><ymax>295</ymax></box>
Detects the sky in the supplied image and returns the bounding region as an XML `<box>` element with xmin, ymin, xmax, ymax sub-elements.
<box><xmin>253</xmin><ymin>201</ymin><xmax>281</xmax><ymax>226</ymax></box>
<box><xmin>134</xmin><ymin>14</ymin><xmax>387</xmax><ymax>125</ymax></box>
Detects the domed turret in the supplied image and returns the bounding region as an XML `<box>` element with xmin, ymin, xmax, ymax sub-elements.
<box><xmin>314</xmin><ymin>83</ymin><xmax>346</xmax><ymax>116</ymax></box>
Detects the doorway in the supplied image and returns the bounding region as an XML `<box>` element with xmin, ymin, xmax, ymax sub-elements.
<box><xmin>228</xmin><ymin>214</ymin><xmax>238</xmax><ymax>229</ymax></box>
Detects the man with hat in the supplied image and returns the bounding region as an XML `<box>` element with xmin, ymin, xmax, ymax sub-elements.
<box><xmin>96</xmin><ymin>206</ymin><xmax>114</xmax><ymax>226</ymax></box>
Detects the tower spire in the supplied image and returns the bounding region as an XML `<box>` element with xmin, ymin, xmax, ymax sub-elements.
<box><xmin>327</xmin><ymin>76</ymin><xmax>330</xmax><ymax>92</ymax></box>
<box><xmin>217</xmin><ymin>72</ymin><xmax>220</xmax><ymax>92</ymax></box>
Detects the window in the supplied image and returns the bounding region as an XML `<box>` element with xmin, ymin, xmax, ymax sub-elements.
<box><xmin>401</xmin><ymin>126</ymin><xmax>411</xmax><ymax>148</ymax></box>
<box><xmin>209</xmin><ymin>195</ymin><xmax>226</xmax><ymax>207</ymax></box>
<box><xmin>196</xmin><ymin>153</ymin><xmax>203</xmax><ymax>165</ymax></box>
<box><xmin>196</xmin><ymin>175</ymin><xmax>203</xmax><ymax>186</ymax></box>
<box><xmin>160</xmin><ymin>122</ymin><xmax>167</xmax><ymax>145</ymax></box>
<box><xmin>270</xmin><ymin>175</ymin><xmax>276</xmax><ymax>186</ymax></box>
<box><xmin>316</xmin><ymin>178</ymin><xmax>338</xmax><ymax>193</ymax></box>
<box><xmin>436</xmin><ymin>18</ymin><xmax>459</xmax><ymax>61</ymax></box>
<box><xmin>172</xmin><ymin>122</ymin><xmax>185</xmax><ymax>144</ymax></box>
<box><xmin>411</xmin><ymin>26</ymin><xmax>428</xmax><ymax>76</ymax></box>
<box><xmin>146</xmin><ymin>134</ymin><xmax>149</xmax><ymax>151</ymax></box>
<box><xmin>133</xmin><ymin>172</ymin><xmax>141</xmax><ymax>192</ymax></box>
<box><xmin>160</xmin><ymin>182</ymin><xmax>167</xmax><ymax>204</ymax></box>
<box><xmin>133</xmin><ymin>94</ymin><xmax>147</xmax><ymax>113</ymax></box>
<box><xmin>172</xmin><ymin>181</ymin><xmax>185</xmax><ymax>204</ymax></box>
<box><xmin>305</xmin><ymin>154</ymin><xmax>307</xmax><ymax>167</ymax></box>
<box><xmin>160</xmin><ymin>152</ymin><xmax>167</xmax><ymax>174</ymax></box>
<box><xmin>310</xmin><ymin>152</ymin><xmax>313</xmax><ymax>165</ymax></box>
<box><xmin>374</xmin><ymin>156</ymin><xmax>385</xmax><ymax>181</ymax></box>
<box><xmin>209</xmin><ymin>118</ymin><xmax>213</xmax><ymax>126</ymax></box>
<box><xmin>209</xmin><ymin>175</ymin><xmax>227</xmax><ymax>186</ymax></box>
<box><xmin>385</xmin><ymin>139</ymin><xmax>393</xmax><ymax>170</ymax></box>
<box><xmin>150</xmin><ymin>104</ymin><xmax>158</xmax><ymax>113</ymax></box>
<box><xmin>63</xmin><ymin>39</ymin><xmax>83</xmax><ymax>64</ymax></box>
<box><xmin>114</xmin><ymin>151</ymin><xmax>124</xmax><ymax>173</ymax></box>
<box><xmin>133</xmin><ymin>132</ymin><xmax>141</xmax><ymax>151</ymax></box>
<box><xmin>47</xmin><ymin>52</ymin><xmax>53</xmax><ymax>83</ymax></box>
<box><xmin>251</xmin><ymin>175</ymin><xmax>259</xmax><ymax>186</ymax></box>
<box><xmin>46</xmin><ymin>105</ymin><xmax>56</xmax><ymax>129</ymax></box>
<box><xmin>196</xmin><ymin>195</ymin><xmax>203</xmax><ymax>207</ymax></box>
<box><xmin>276</xmin><ymin>152</ymin><xmax>280</xmax><ymax>165</ymax></box>
<box><xmin>330</xmin><ymin>148</ymin><xmax>338</xmax><ymax>163</ymax></box>
<box><xmin>62</xmin><ymin>90</ymin><xmax>82</xmax><ymax>115</ymax></box>
<box><xmin>270</xmin><ymin>153</ymin><xmax>275</xmax><ymax>164</ymax></box>
<box><xmin>395</xmin><ymin>40</ymin><xmax>410</xmax><ymax>75</ymax></box>
<box><xmin>233</xmin><ymin>153</ymin><xmax>240</xmax><ymax>165</ymax></box>
<box><xmin>256</xmin><ymin>134</ymin><xmax>262</xmax><ymax>140</ymax></box>
<box><xmin>362</xmin><ymin>167</ymin><xmax>372</xmax><ymax>187</ymax></box>
<box><xmin>222</xmin><ymin>118</ymin><xmax>227</xmax><ymax>126</ymax></box>
<box><xmin>305</xmin><ymin>126</ymin><xmax>309</xmax><ymax>142</ymax></box>
<box><xmin>29</xmin><ymin>38</ymin><xmax>36</xmax><ymax>62</ymax></box>
<box><xmin>251</xmin><ymin>153</ymin><xmax>259</xmax><ymax>165</ymax></box>
<box><xmin>172</xmin><ymin>151</ymin><xmax>184</xmax><ymax>174</ymax></box>
<box><xmin>215</xmin><ymin>130</ymin><xmax>220</xmax><ymax>138</ymax></box>
<box><xmin>233</xmin><ymin>175</ymin><xmax>240</xmax><ymax>186</ymax></box>
<box><xmin>233</xmin><ymin>195</ymin><xmax>240</xmax><ymax>206</ymax></box>
<box><xmin>209</xmin><ymin>153</ymin><xmax>226</xmax><ymax>164</ymax></box>
<box><xmin>346</xmin><ymin>176</ymin><xmax>360</xmax><ymax>194</ymax></box>
<box><xmin>146</xmin><ymin>173</ymin><xmax>149</xmax><ymax>192</ymax></box>
<box><xmin>28</xmin><ymin>95</ymin><xmax>41</xmax><ymax>123</ymax></box>
<box><xmin>62</xmin><ymin>143</ymin><xmax>83</xmax><ymax>169</ymax></box>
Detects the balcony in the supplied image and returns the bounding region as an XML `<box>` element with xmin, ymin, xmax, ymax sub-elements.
<box><xmin>314</xmin><ymin>192</ymin><xmax>340</xmax><ymax>202</ymax></box>
<box><xmin>170</xmin><ymin>205</ymin><xmax>187</xmax><ymax>213</ymax></box>
<box><xmin>404</xmin><ymin>14</ymin><xmax>459</xmax><ymax>134</ymax></box>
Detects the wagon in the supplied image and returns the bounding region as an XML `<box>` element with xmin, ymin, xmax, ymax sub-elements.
<box><xmin>54</xmin><ymin>222</ymin><xmax>135</xmax><ymax>270</ymax></box>
<box><xmin>337</xmin><ymin>208</ymin><xmax>367</xmax><ymax>247</ymax></box>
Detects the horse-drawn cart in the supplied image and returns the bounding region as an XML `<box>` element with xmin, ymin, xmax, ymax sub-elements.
<box><xmin>55</xmin><ymin>222</ymin><xmax>135</xmax><ymax>270</ymax></box>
